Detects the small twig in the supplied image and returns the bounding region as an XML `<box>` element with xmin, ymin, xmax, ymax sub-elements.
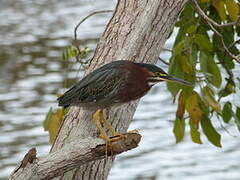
<box><xmin>192</xmin><ymin>0</ymin><xmax>240</xmax><ymax>63</ymax></box>
<box><xmin>192</xmin><ymin>0</ymin><xmax>240</xmax><ymax>28</ymax></box>
<box><xmin>213</xmin><ymin>26</ymin><xmax>240</xmax><ymax>63</ymax></box>
<box><xmin>218</xmin><ymin>16</ymin><xmax>240</xmax><ymax>27</ymax></box>
<box><xmin>73</xmin><ymin>10</ymin><xmax>114</xmax><ymax>67</ymax></box>
<box><xmin>162</xmin><ymin>48</ymin><xmax>173</xmax><ymax>52</ymax></box>
<box><xmin>158</xmin><ymin>57</ymin><xmax>170</xmax><ymax>65</ymax></box>
<box><xmin>217</xmin><ymin>116</ymin><xmax>237</xmax><ymax>138</ymax></box>
<box><xmin>228</xmin><ymin>39</ymin><xmax>240</xmax><ymax>49</ymax></box>
<box><xmin>74</xmin><ymin>10</ymin><xmax>114</xmax><ymax>41</ymax></box>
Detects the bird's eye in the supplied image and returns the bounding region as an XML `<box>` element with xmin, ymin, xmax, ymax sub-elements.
<box><xmin>156</xmin><ymin>72</ymin><xmax>167</xmax><ymax>76</ymax></box>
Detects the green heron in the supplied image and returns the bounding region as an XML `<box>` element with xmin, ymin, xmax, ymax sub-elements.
<box><xmin>58</xmin><ymin>60</ymin><xmax>192</xmax><ymax>143</ymax></box>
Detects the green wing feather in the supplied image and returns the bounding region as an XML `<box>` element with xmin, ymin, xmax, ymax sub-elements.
<box><xmin>58</xmin><ymin>61</ymin><xmax>127</xmax><ymax>107</ymax></box>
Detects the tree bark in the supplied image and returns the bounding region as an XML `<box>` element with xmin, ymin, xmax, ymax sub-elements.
<box><xmin>9</xmin><ymin>134</ymin><xmax>141</xmax><ymax>180</ymax></box>
<box><xmin>51</xmin><ymin>0</ymin><xmax>188</xmax><ymax>179</ymax></box>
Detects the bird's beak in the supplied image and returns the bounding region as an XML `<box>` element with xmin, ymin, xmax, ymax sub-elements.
<box><xmin>158</xmin><ymin>75</ymin><xmax>193</xmax><ymax>86</ymax></box>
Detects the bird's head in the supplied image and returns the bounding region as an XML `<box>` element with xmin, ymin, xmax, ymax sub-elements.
<box><xmin>135</xmin><ymin>62</ymin><xmax>193</xmax><ymax>87</ymax></box>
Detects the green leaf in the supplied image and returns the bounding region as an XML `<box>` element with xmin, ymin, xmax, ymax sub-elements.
<box><xmin>213</xmin><ymin>33</ymin><xmax>235</xmax><ymax>70</ymax></box>
<box><xmin>219</xmin><ymin>78</ymin><xmax>236</xmax><ymax>98</ymax></box>
<box><xmin>173</xmin><ymin>118</ymin><xmax>185</xmax><ymax>143</ymax></box>
<box><xmin>181</xmin><ymin>3</ymin><xmax>195</xmax><ymax>18</ymax></box>
<box><xmin>212</xmin><ymin>0</ymin><xmax>227</xmax><ymax>21</ymax></box>
<box><xmin>167</xmin><ymin>53</ymin><xmax>195</xmax><ymax>98</ymax></box>
<box><xmin>200</xmin><ymin>52</ymin><xmax>222</xmax><ymax>88</ymax></box>
<box><xmin>202</xmin><ymin>86</ymin><xmax>221</xmax><ymax>112</ymax></box>
<box><xmin>222</xmin><ymin>102</ymin><xmax>233</xmax><ymax>123</ymax></box>
<box><xmin>173</xmin><ymin>40</ymin><xmax>185</xmax><ymax>56</ymax></box>
<box><xmin>67</xmin><ymin>46</ymin><xmax>78</xmax><ymax>57</ymax></box>
<box><xmin>201</xmin><ymin>115</ymin><xmax>222</xmax><ymax>147</ymax></box>
<box><xmin>190</xmin><ymin>119</ymin><xmax>202</xmax><ymax>144</ymax></box>
<box><xmin>222</xmin><ymin>26</ymin><xmax>239</xmax><ymax>55</ymax></box>
<box><xmin>235</xmin><ymin>107</ymin><xmax>240</xmax><ymax>132</ymax></box>
<box><xmin>194</xmin><ymin>34</ymin><xmax>212</xmax><ymax>52</ymax></box>
<box><xmin>186</xmin><ymin>91</ymin><xmax>204</xmax><ymax>125</ymax></box>
<box><xmin>178</xmin><ymin>55</ymin><xmax>194</xmax><ymax>73</ymax></box>
<box><xmin>43</xmin><ymin>108</ymin><xmax>65</xmax><ymax>144</ymax></box>
<box><xmin>190</xmin><ymin>44</ymin><xmax>198</xmax><ymax>66</ymax></box>
<box><xmin>176</xmin><ymin>90</ymin><xmax>186</xmax><ymax>118</ymax></box>
<box><xmin>176</xmin><ymin>4</ymin><xmax>195</xmax><ymax>29</ymax></box>
<box><xmin>167</xmin><ymin>56</ymin><xmax>184</xmax><ymax>98</ymax></box>
<box><xmin>226</xmin><ymin>0</ymin><xmax>239</xmax><ymax>21</ymax></box>
<box><xmin>208</xmin><ymin>1</ymin><xmax>222</xmax><ymax>24</ymax></box>
<box><xmin>200</xmin><ymin>0</ymin><xmax>210</xmax><ymax>2</ymax></box>
<box><xmin>43</xmin><ymin>107</ymin><xmax>54</xmax><ymax>130</ymax></box>
<box><xmin>187</xmin><ymin>25</ymin><xmax>197</xmax><ymax>34</ymax></box>
<box><xmin>62</xmin><ymin>51</ymin><xmax>69</xmax><ymax>61</ymax></box>
<box><xmin>79</xmin><ymin>47</ymin><xmax>90</xmax><ymax>59</ymax></box>
<box><xmin>174</xmin><ymin>28</ymin><xmax>186</xmax><ymax>46</ymax></box>
<box><xmin>62</xmin><ymin>46</ymin><xmax>79</xmax><ymax>61</ymax></box>
<box><xmin>236</xmin><ymin>25</ymin><xmax>240</xmax><ymax>36</ymax></box>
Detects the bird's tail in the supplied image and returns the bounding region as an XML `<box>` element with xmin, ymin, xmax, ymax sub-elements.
<box><xmin>57</xmin><ymin>94</ymin><xmax>71</xmax><ymax>109</ymax></box>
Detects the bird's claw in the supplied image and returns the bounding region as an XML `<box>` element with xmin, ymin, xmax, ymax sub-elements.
<box><xmin>127</xmin><ymin>129</ymin><xmax>139</xmax><ymax>134</ymax></box>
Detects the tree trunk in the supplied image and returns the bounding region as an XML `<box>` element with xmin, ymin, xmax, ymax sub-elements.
<box><xmin>51</xmin><ymin>0</ymin><xmax>188</xmax><ymax>179</ymax></box>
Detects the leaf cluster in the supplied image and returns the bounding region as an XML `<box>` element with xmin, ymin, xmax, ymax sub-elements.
<box><xmin>43</xmin><ymin>107</ymin><xmax>68</xmax><ymax>144</ymax></box>
<box><xmin>170</xmin><ymin>0</ymin><xmax>240</xmax><ymax>147</ymax></box>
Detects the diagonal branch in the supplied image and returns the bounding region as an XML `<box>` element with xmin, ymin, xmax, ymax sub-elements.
<box><xmin>9</xmin><ymin>133</ymin><xmax>141</xmax><ymax>180</ymax></box>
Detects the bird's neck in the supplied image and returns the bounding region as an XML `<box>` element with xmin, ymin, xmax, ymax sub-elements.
<box><xmin>148</xmin><ymin>81</ymin><xmax>158</xmax><ymax>87</ymax></box>
<box><xmin>147</xmin><ymin>77</ymin><xmax>162</xmax><ymax>87</ymax></box>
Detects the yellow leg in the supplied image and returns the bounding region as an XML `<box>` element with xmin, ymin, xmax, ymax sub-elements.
<box><xmin>93</xmin><ymin>109</ymin><xmax>111</xmax><ymax>142</ymax></box>
<box><xmin>93</xmin><ymin>109</ymin><xmax>139</xmax><ymax>157</ymax></box>
<box><xmin>93</xmin><ymin>109</ymin><xmax>117</xmax><ymax>157</ymax></box>
<box><xmin>100</xmin><ymin>109</ymin><xmax>125</xmax><ymax>138</ymax></box>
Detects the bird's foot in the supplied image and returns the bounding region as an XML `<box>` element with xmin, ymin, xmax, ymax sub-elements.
<box><xmin>93</xmin><ymin>109</ymin><xmax>139</xmax><ymax>157</ymax></box>
<box><xmin>98</xmin><ymin>129</ymin><xmax>139</xmax><ymax>158</ymax></box>
<box><xmin>98</xmin><ymin>132</ymin><xmax>128</xmax><ymax>158</ymax></box>
<box><xmin>97</xmin><ymin>134</ymin><xmax>114</xmax><ymax>158</ymax></box>
<box><xmin>127</xmin><ymin>129</ymin><xmax>139</xmax><ymax>134</ymax></box>
<box><xmin>111</xmin><ymin>132</ymin><xmax>127</xmax><ymax>140</ymax></box>
<box><xmin>101</xmin><ymin>129</ymin><xmax>139</xmax><ymax>142</ymax></box>
<box><xmin>98</xmin><ymin>133</ymin><xmax>125</xmax><ymax>144</ymax></box>
<box><xmin>111</xmin><ymin>129</ymin><xmax>139</xmax><ymax>141</ymax></box>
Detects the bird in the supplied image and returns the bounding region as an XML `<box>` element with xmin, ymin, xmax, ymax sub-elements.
<box><xmin>58</xmin><ymin>60</ymin><xmax>192</xmax><ymax>144</ymax></box>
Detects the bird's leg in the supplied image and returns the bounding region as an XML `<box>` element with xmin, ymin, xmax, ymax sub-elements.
<box><xmin>93</xmin><ymin>109</ymin><xmax>138</xmax><ymax>157</ymax></box>
<box><xmin>101</xmin><ymin>109</ymin><xmax>126</xmax><ymax>139</ymax></box>
<box><xmin>93</xmin><ymin>109</ymin><xmax>112</xmax><ymax>158</ymax></box>
<box><xmin>93</xmin><ymin>109</ymin><xmax>111</xmax><ymax>142</ymax></box>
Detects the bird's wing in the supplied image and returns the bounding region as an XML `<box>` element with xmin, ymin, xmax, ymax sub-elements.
<box><xmin>58</xmin><ymin>67</ymin><xmax>126</xmax><ymax>107</ymax></box>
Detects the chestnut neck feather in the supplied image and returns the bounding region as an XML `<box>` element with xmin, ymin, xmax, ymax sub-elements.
<box><xmin>117</xmin><ymin>62</ymin><xmax>152</xmax><ymax>103</ymax></box>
